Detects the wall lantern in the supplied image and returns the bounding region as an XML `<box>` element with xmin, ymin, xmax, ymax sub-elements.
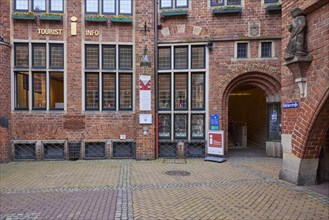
<box><xmin>140</xmin><ymin>45</ymin><xmax>151</xmax><ymax>67</ymax></box>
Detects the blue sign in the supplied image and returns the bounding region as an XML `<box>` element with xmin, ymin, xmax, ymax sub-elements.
<box><xmin>210</xmin><ymin>114</ymin><xmax>219</xmax><ymax>130</ymax></box>
<box><xmin>283</xmin><ymin>102</ymin><xmax>299</xmax><ymax>109</ymax></box>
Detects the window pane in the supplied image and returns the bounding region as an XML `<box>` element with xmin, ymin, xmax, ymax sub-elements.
<box><xmin>227</xmin><ymin>0</ymin><xmax>241</xmax><ymax>5</ymax></box>
<box><xmin>175</xmin><ymin>114</ymin><xmax>187</xmax><ymax>139</ymax></box>
<box><xmin>174</xmin><ymin>47</ymin><xmax>188</xmax><ymax>69</ymax></box>
<box><xmin>15</xmin><ymin>72</ymin><xmax>29</xmax><ymax>109</ymax></box>
<box><xmin>159</xmin><ymin>114</ymin><xmax>171</xmax><ymax>139</ymax></box>
<box><xmin>103</xmin><ymin>74</ymin><xmax>116</xmax><ymax>109</ymax></box>
<box><xmin>176</xmin><ymin>0</ymin><xmax>188</xmax><ymax>7</ymax></box>
<box><xmin>119</xmin><ymin>46</ymin><xmax>132</xmax><ymax>69</ymax></box>
<box><xmin>158</xmin><ymin>47</ymin><xmax>171</xmax><ymax>69</ymax></box>
<box><xmin>103</xmin><ymin>0</ymin><xmax>115</xmax><ymax>13</ymax></box>
<box><xmin>175</xmin><ymin>74</ymin><xmax>187</xmax><ymax>109</ymax></box>
<box><xmin>33</xmin><ymin>72</ymin><xmax>46</xmax><ymax>109</ymax></box>
<box><xmin>119</xmin><ymin>74</ymin><xmax>132</xmax><ymax>109</ymax></box>
<box><xmin>191</xmin><ymin>114</ymin><xmax>205</xmax><ymax>139</ymax></box>
<box><xmin>103</xmin><ymin>46</ymin><xmax>116</xmax><ymax>69</ymax></box>
<box><xmin>85</xmin><ymin>45</ymin><xmax>99</xmax><ymax>69</ymax></box>
<box><xmin>15</xmin><ymin>44</ymin><xmax>29</xmax><ymax>67</ymax></box>
<box><xmin>50</xmin><ymin>72</ymin><xmax>64</xmax><ymax>109</ymax></box>
<box><xmin>265</xmin><ymin>0</ymin><xmax>279</xmax><ymax>3</ymax></box>
<box><xmin>191</xmin><ymin>73</ymin><xmax>205</xmax><ymax>109</ymax></box>
<box><xmin>86</xmin><ymin>0</ymin><xmax>99</xmax><ymax>13</ymax></box>
<box><xmin>160</xmin><ymin>0</ymin><xmax>172</xmax><ymax>8</ymax></box>
<box><xmin>33</xmin><ymin>44</ymin><xmax>46</xmax><ymax>68</ymax></box>
<box><xmin>50</xmin><ymin>0</ymin><xmax>64</xmax><ymax>12</ymax></box>
<box><xmin>158</xmin><ymin>74</ymin><xmax>171</xmax><ymax>110</ymax></box>
<box><xmin>119</xmin><ymin>0</ymin><xmax>131</xmax><ymax>14</ymax></box>
<box><xmin>191</xmin><ymin>46</ymin><xmax>205</xmax><ymax>69</ymax></box>
<box><xmin>237</xmin><ymin>43</ymin><xmax>248</xmax><ymax>58</ymax></box>
<box><xmin>85</xmin><ymin>73</ymin><xmax>99</xmax><ymax>109</ymax></box>
<box><xmin>50</xmin><ymin>44</ymin><xmax>64</xmax><ymax>68</ymax></box>
<box><xmin>15</xmin><ymin>0</ymin><xmax>28</xmax><ymax>10</ymax></box>
<box><xmin>211</xmin><ymin>0</ymin><xmax>224</xmax><ymax>6</ymax></box>
<box><xmin>33</xmin><ymin>0</ymin><xmax>46</xmax><ymax>11</ymax></box>
<box><xmin>261</xmin><ymin>42</ymin><xmax>272</xmax><ymax>58</ymax></box>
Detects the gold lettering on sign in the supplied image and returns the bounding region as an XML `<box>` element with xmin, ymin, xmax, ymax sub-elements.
<box><xmin>63</xmin><ymin>115</ymin><xmax>86</xmax><ymax>130</ymax></box>
<box><xmin>218</xmin><ymin>64</ymin><xmax>280</xmax><ymax>88</ymax></box>
<box><xmin>37</xmin><ymin>28</ymin><xmax>63</xmax><ymax>35</ymax></box>
<box><xmin>86</xmin><ymin>30</ymin><xmax>100</xmax><ymax>36</ymax></box>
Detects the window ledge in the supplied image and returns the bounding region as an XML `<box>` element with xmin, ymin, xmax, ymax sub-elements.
<box><xmin>12</xmin><ymin>14</ymin><xmax>36</xmax><ymax>20</ymax></box>
<box><xmin>85</xmin><ymin>16</ymin><xmax>107</xmax><ymax>22</ymax></box>
<box><xmin>265</xmin><ymin>5</ymin><xmax>282</xmax><ymax>12</ymax></box>
<box><xmin>110</xmin><ymin>17</ymin><xmax>133</xmax><ymax>23</ymax></box>
<box><xmin>40</xmin><ymin>15</ymin><xmax>62</xmax><ymax>21</ymax></box>
<box><xmin>161</xmin><ymin>9</ymin><xmax>188</xmax><ymax>18</ymax></box>
<box><xmin>212</xmin><ymin>7</ymin><xmax>242</xmax><ymax>15</ymax></box>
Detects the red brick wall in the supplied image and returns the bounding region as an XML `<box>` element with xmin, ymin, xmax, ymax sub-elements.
<box><xmin>9</xmin><ymin>0</ymin><xmax>155</xmax><ymax>159</ymax></box>
<box><xmin>281</xmin><ymin>1</ymin><xmax>329</xmax><ymax>158</ymax></box>
<box><xmin>0</xmin><ymin>0</ymin><xmax>11</xmax><ymax>162</ymax></box>
<box><xmin>158</xmin><ymin>0</ymin><xmax>282</xmax><ymax>151</ymax></box>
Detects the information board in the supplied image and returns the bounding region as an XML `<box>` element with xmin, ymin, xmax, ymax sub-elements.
<box><xmin>210</xmin><ymin>114</ymin><xmax>219</xmax><ymax>130</ymax></box>
<box><xmin>207</xmin><ymin>130</ymin><xmax>224</xmax><ymax>156</ymax></box>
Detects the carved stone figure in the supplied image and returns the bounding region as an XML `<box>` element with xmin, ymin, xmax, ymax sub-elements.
<box><xmin>284</xmin><ymin>8</ymin><xmax>307</xmax><ymax>60</ymax></box>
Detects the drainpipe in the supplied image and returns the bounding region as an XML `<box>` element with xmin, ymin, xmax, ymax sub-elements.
<box><xmin>154</xmin><ymin>0</ymin><xmax>159</xmax><ymax>159</ymax></box>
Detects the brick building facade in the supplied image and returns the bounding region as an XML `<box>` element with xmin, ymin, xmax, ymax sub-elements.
<box><xmin>280</xmin><ymin>0</ymin><xmax>329</xmax><ymax>185</ymax></box>
<box><xmin>0</xmin><ymin>1</ymin><xmax>327</xmax><ymax>185</ymax></box>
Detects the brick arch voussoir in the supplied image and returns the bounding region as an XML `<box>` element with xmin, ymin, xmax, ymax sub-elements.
<box><xmin>295</xmin><ymin>89</ymin><xmax>329</xmax><ymax>159</ymax></box>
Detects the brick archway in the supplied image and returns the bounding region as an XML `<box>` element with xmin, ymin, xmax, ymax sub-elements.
<box><xmin>301</xmin><ymin>90</ymin><xmax>329</xmax><ymax>159</ymax></box>
<box><xmin>221</xmin><ymin>72</ymin><xmax>281</xmax><ymax>153</ymax></box>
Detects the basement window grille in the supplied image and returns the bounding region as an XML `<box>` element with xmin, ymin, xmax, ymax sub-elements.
<box><xmin>85</xmin><ymin>142</ymin><xmax>106</xmax><ymax>159</ymax></box>
<box><xmin>159</xmin><ymin>141</ymin><xmax>178</xmax><ymax>158</ymax></box>
<box><xmin>14</xmin><ymin>143</ymin><xmax>36</xmax><ymax>160</ymax></box>
<box><xmin>186</xmin><ymin>141</ymin><xmax>205</xmax><ymax>158</ymax></box>
<box><xmin>112</xmin><ymin>141</ymin><xmax>135</xmax><ymax>158</ymax></box>
<box><xmin>43</xmin><ymin>143</ymin><xmax>65</xmax><ymax>160</ymax></box>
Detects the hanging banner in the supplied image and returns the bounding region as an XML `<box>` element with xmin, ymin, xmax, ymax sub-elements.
<box><xmin>207</xmin><ymin>130</ymin><xmax>224</xmax><ymax>156</ymax></box>
<box><xmin>139</xmin><ymin>75</ymin><xmax>151</xmax><ymax>111</ymax></box>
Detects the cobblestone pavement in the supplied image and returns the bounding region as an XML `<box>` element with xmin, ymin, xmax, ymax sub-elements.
<box><xmin>1</xmin><ymin>152</ymin><xmax>328</xmax><ymax>220</ymax></box>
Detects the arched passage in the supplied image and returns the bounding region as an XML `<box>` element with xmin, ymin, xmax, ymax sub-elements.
<box><xmin>222</xmin><ymin>72</ymin><xmax>281</xmax><ymax>156</ymax></box>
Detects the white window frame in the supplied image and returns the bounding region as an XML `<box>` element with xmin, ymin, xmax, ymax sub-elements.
<box><xmin>12</xmin><ymin>41</ymin><xmax>66</xmax><ymax>111</ymax></box>
<box><xmin>259</xmin><ymin>41</ymin><xmax>276</xmax><ymax>59</ymax></box>
<box><xmin>14</xmin><ymin>0</ymin><xmax>64</xmax><ymax>12</ymax></box>
<box><xmin>234</xmin><ymin>41</ymin><xmax>250</xmax><ymax>59</ymax></box>
<box><xmin>209</xmin><ymin>0</ymin><xmax>244</xmax><ymax>8</ymax></box>
<box><xmin>159</xmin><ymin>0</ymin><xmax>190</xmax><ymax>10</ymax></box>
<box><xmin>158</xmin><ymin>43</ymin><xmax>209</xmax><ymax>141</ymax></box>
<box><xmin>85</xmin><ymin>0</ymin><xmax>132</xmax><ymax>15</ymax></box>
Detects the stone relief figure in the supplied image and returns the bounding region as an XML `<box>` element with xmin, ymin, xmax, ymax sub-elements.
<box><xmin>284</xmin><ymin>8</ymin><xmax>307</xmax><ymax>60</ymax></box>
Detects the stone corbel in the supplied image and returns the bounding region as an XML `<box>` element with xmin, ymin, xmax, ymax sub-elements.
<box><xmin>284</xmin><ymin>55</ymin><xmax>312</xmax><ymax>97</ymax></box>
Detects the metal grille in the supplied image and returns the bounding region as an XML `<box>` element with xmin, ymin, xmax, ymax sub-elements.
<box><xmin>113</xmin><ymin>141</ymin><xmax>135</xmax><ymax>158</ymax></box>
<box><xmin>159</xmin><ymin>142</ymin><xmax>177</xmax><ymax>158</ymax></box>
<box><xmin>14</xmin><ymin>143</ymin><xmax>36</xmax><ymax>160</ymax></box>
<box><xmin>68</xmin><ymin>142</ymin><xmax>80</xmax><ymax>160</ymax></box>
<box><xmin>85</xmin><ymin>142</ymin><xmax>106</xmax><ymax>159</ymax></box>
<box><xmin>44</xmin><ymin>143</ymin><xmax>65</xmax><ymax>160</ymax></box>
<box><xmin>186</xmin><ymin>142</ymin><xmax>205</xmax><ymax>158</ymax></box>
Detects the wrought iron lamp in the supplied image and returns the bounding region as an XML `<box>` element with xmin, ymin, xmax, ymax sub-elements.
<box><xmin>140</xmin><ymin>45</ymin><xmax>151</xmax><ymax>67</ymax></box>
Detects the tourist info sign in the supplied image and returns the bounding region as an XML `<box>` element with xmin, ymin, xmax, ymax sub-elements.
<box><xmin>139</xmin><ymin>75</ymin><xmax>151</xmax><ymax>111</ymax></box>
<box><xmin>210</xmin><ymin>114</ymin><xmax>219</xmax><ymax>130</ymax></box>
<box><xmin>207</xmin><ymin>130</ymin><xmax>224</xmax><ymax>156</ymax></box>
<box><xmin>282</xmin><ymin>102</ymin><xmax>299</xmax><ymax>109</ymax></box>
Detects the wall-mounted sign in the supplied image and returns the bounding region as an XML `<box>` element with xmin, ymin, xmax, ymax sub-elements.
<box><xmin>210</xmin><ymin>114</ymin><xmax>219</xmax><ymax>130</ymax></box>
<box><xmin>283</xmin><ymin>102</ymin><xmax>299</xmax><ymax>109</ymax></box>
<box><xmin>37</xmin><ymin>28</ymin><xmax>62</xmax><ymax>35</ymax></box>
<box><xmin>140</xmin><ymin>75</ymin><xmax>151</xmax><ymax>111</ymax></box>
<box><xmin>207</xmin><ymin>130</ymin><xmax>224</xmax><ymax>156</ymax></box>
<box><xmin>63</xmin><ymin>115</ymin><xmax>85</xmax><ymax>130</ymax></box>
<box><xmin>139</xmin><ymin>114</ymin><xmax>152</xmax><ymax>124</ymax></box>
<box><xmin>86</xmin><ymin>30</ymin><xmax>99</xmax><ymax>36</ymax></box>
